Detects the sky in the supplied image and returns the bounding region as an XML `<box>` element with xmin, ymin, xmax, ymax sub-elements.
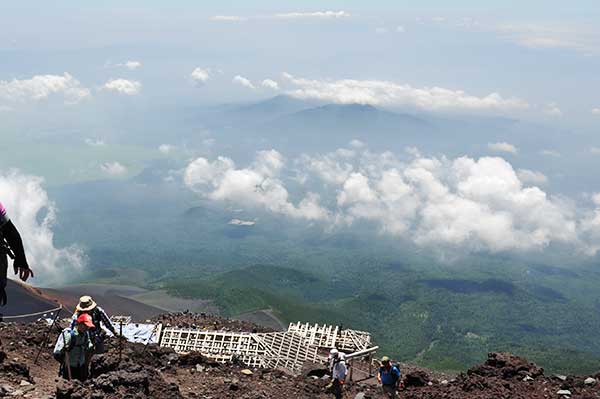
<box><xmin>1</xmin><ymin>1</ymin><xmax>599</xmax><ymax>127</ymax></box>
<box><xmin>1</xmin><ymin>1</ymin><xmax>600</xmax><ymax>280</ymax></box>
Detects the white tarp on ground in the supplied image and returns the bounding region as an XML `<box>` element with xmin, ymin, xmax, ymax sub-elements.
<box><xmin>109</xmin><ymin>323</ymin><xmax>162</xmax><ymax>344</ymax></box>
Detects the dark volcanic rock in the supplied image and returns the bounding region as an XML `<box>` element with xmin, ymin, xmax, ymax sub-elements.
<box><xmin>468</xmin><ymin>352</ymin><xmax>543</xmax><ymax>380</ymax></box>
<box><xmin>404</xmin><ymin>370</ymin><xmax>430</xmax><ymax>387</ymax></box>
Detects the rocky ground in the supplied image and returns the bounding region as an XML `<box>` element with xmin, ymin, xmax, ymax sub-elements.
<box><xmin>0</xmin><ymin>314</ymin><xmax>599</xmax><ymax>398</ymax></box>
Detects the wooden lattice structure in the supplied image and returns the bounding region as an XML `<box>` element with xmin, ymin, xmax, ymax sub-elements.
<box><xmin>287</xmin><ymin>322</ymin><xmax>372</xmax><ymax>352</ymax></box>
<box><xmin>159</xmin><ymin>328</ymin><xmax>321</xmax><ymax>373</ymax></box>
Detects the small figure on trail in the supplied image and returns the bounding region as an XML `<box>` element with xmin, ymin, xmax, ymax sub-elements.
<box><xmin>71</xmin><ymin>295</ymin><xmax>117</xmax><ymax>355</ymax></box>
<box><xmin>53</xmin><ymin>313</ymin><xmax>94</xmax><ymax>381</ymax></box>
<box><xmin>377</xmin><ymin>356</ymin><xmax>401</xmax><ymax>398</ymax></box>
<box><xmin>329</xmin><ymin>348</ymin><xmax>347</xmax><ymax>399</ymax></box>
<box><xmin>0</xmin><ymin>201</ymin><xmax>34</xmax><ymax>306</ymax></box>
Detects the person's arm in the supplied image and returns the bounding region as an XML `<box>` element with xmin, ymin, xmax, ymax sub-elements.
<box><xmin>377</xmin><ymin>368</ymin><xmax>382</xmax><ymax>384</ymax></box>
<box><xmin>1</xmin><ymin>220</ymin><xmax>33</xmax><ymax>281</ymax></box>
<box><xmin>99</xmin><ymin>307</ymin><xmax>117</xmax><ymax>334</ymax></box>
<box><xmin>53</xmin><ymin>330</ymin><xmax>69</xmax><ymax>359</ymax></box>
<box><xmin>394</xmin><ymin>368</ymin><xmax>402</xmax><ymax>389</ymax></box>
<box><xmin>70</xmin><ymin>312</ymin><xmax>78</xmax><ymax>329</ymax></box>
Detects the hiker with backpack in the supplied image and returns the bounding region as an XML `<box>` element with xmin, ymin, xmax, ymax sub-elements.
<box><xmin>329</xmin><ymin>348</ymin><xmax>347</xmax><ymax>399</ymax></box>
<box><xmin>53</xmin><ymin>313</ymin><xmax>95</xmax><ymax>381</ymax></box>
<box><xmin>377</xmin><ymin>356</ymin><xmax>401</xmax><ymax>398</ymax></box>
<box><xmin>0</xmin><ymin>201</ymin><xmax>34</xmax><ymax>306</ymax></box>
<box><xmin>71</xmin><ymin>295</ymin><xmax>118</xmax><ymax>356</ymax></box>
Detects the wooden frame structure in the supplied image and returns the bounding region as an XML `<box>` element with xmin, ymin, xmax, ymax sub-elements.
<box><xmin>159</xmin><ymin>328</ymin><xmax>322</xmax><ymax>373</ymax></box>
<box><xmin>287</xmin><ymin>322</ymin><xmax>372</xmax><ymax>352</ymax></box>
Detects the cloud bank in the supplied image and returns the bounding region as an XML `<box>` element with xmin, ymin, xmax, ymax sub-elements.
<box><xmin>184</xmin><ymin>151</ymin><xmax>328</xmax><ymax>221</ymax></box>
<box><xmin>0</xmin><ymin>170</ymin><xmax>85</xmax><ymax>286</ymax></box>
<box><xmin>100</xmin><ymin>162</ymin><xmax>127</xmax><ymax>176</ymax></box>
<box><xmin>280</xmin><ymin>73</ymin><xmax>529</xmax><ymax>111</ymax></box>
<box><xmin>488</xmin><ymin>142</ymin><xmax>518</xmax><ymax>154</ymax></box>
<box><xmin>0</xmin><ymin>73</ymin><xmax>91</xmax><ymax>104</ymax></box>
<box><xmin>233</xmin><ymin>75</ymin><xmax>256</xmax><ymax>90</ymax></box>
<box><xmin>102</xmin><ymin>79</ymin><xmax>142</xmax><ymax>95</ymax></box>
<box><xmin>184</xmin><ymin>145</ymin><xmax>600</xmax><ymax>255</ymax></box>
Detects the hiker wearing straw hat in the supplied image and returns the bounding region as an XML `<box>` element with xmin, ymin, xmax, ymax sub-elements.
<box><xmin>71</xmin><ymin>295</ymin><xmax>117</xmax><ymax>355</ymax></box>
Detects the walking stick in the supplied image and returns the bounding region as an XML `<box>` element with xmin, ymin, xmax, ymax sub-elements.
<box><xmin>118</xmin><ymin>321</ymin><xmax>123</xmax><ymax>363</ymax></box>
<box><xmin>34</xmin><ymin>307</ymin><xmax>62</xmax><ymax>365</ymax></box>
<box><xmin>61</xmin><ymin>330</ymin><xmax>72</xmax><ymax>380</ymax></box>
<box><xmin>141</xmin><ymin>323</ymin><xmax>159</xmax><ymax>354</ymax></box>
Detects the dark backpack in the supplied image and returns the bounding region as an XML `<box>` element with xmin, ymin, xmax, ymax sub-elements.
<box><xmin>53</xmin><ymin>329</ymin><xmax>89</xmax><ymax>362</ymax></box>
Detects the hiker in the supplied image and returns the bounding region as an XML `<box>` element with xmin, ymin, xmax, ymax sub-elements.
<box><xmin>329</xmin><ymin>348</ymin><xmax>347</xmax><ymax>399</ymax></box>
<box><xmin>71</xmin><ymin>295</ymin><xmax>117</xmax><ymax>355</ymax></box>
<box><xmin>53</xmin><ymin>313</ymin><xmax>94</xmax><ymax>381</ymax></box>
<box><xmin>377</xmin><ymin>356</ymin><xmax>401</xmax><ymax>398</ymax></box>
<box><xmin>0</xmin><ymin>201</ymin><xmax>34</xmax><ymax>306</ymax></box>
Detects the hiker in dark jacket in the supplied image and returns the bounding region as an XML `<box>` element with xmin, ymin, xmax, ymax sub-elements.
<box><xmin>54</xmin><ymin>313</ymin><xmax>94</xmax><ymax>381</ymax></box>
<box><xmin>71</xmin><ymin>295</ymin><xmax>117</xmax><ymax>355</ymax></box>
<box><xmin>378</xmin><ymin>356</ymin><xmax>401</xmax><ymax>398</ymax></box>
<box><xmin>0</xmin><ymin>201</ymin><xmax>34</xmax><ymax>306</ymax></box>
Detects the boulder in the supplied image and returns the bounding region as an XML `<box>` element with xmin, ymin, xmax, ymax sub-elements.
<box><xmin>468</xmin><ymin>352</ymin><xmax>543</xmax><ymax>380</ymax></box>
<box><xmin>404</xmin><ymin>371</ymin><xmax>430</xmax><ymax>387</ymax></box>
<box><xmin>584</xmin><ymin>377</ymin><xmax>596</xmax><ymax>385</ymax></box>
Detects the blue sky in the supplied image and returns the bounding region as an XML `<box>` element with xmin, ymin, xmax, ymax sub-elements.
<box><xmin>1</xmin><ymin>1</ymin><xmax>599</xmax><ymax>126</ymax></box>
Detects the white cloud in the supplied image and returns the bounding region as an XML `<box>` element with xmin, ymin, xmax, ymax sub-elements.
<box><xmin>261</xmin><ymin>79</ymin><xmax>280</xmax><ymax>90</ymax></box>
<box><xmin>375</xmin><ymin>27</ymin><xmax>388</xmax><ymax>34</ymax></box>
<box><xmin>488</xmin><ymin>142</ymin><xmax>518</xmax><ymax>155</ymax></box>
<box><xmin>102</xmin><ymin>79</ymin><xmax>142</xmax><ymax>95</ymax></box>
<box><xmin>592</xmin><ymin>108</ymin><xmax>600</xmax><ymax>115</ymax></box>
<box><xmin>233</xmin><ymin>75</ymin><xmax>256</xmax><ymax>90</ymax></box>
<box><xmin>123</xmin><ymin>60</ymin><xmax>142</xmax><ymax>70</ymax></box>
<box><xmin>184</xmin><ymin>150</ymin><xmax>329</xmax><ymax>221</ymax></box>
<box><xmin>84</xmin><ymin>138</ymin><xmax>105</xmax><ymax>147</ymax></box>
<box><xmin>210</xmin><ymin>15</ymin><xmax>248</xmax><ymax>22</ymax></box>
<box><xmin>544</xmin><ymin>102</ymin><xmax>562</xmax><ymax>116</ymax></box>
<box><xmin>281</xmin><ymin>73</ymin><xmax>529</xmax><ymax>111</ymax></box>
<box><xmin>228</xmin><ymin>219</ymin><xmax>256</xmax><ymax>226</ymax></box>
<box><xmin>0</xmin><ymin>105</ymin><xmax>13</xmax><ymax>112</ymax></box>
<box><xmin>193</xmin><ymin>144</ymin><xmax>600</xmax><ymax>254</ymax></box>
<box><xmin>517</xmin><ymin>169</ymin><xmax>548</xmax><ymax>185</ymax></box>
<box><xmin>273</xmin><ymin>11</ymin><xmax>350</xmax><ymax>19</ymax></box>
<box><xmin>111</xmin><ymin>60</ymin><xmax>142</xmax><ymax>70</ymax></box>
<box><xmin>580</xmin><ymin>193</ymin><xmax>600</xmax><ymax>255</ymax></box>
<box><xmin>159</xmin><ymin>144</ymin><xmax>175</xmax><ymax>154</ymax></box>
<box><xmin>0</xmin><ymin>170</ymin><xmax>85</xmax><ymax>285</ymax></box>
<box><xmin>0</xmin><ymin>73</ymin><xmax>91</xmax><ymax>104</ymax></box>
<box><xmin>497</xmin><ymin>24</ymin><xmax>600</xmax><ymax>55</ymax></box>
<box><xmin>185</xmin><ymin>144</ymin><xmax>600</xmax><ymax>254</ymax></box>
<box><xmin>396</xmin><ymin>25</ymin><xmax>406</xmax><ymax>33</ymax></box>
<box><xmin>540</xmin><ymin>149</ymin><xmax>561</xmax><ymax>157</ymax></box>
<box><xmin>591</xmin><ymin>147</ymin><xmax>600</xmax><ymax>155</ymax></box>
<box><xmin>190</xmin><ymin>68</ymin><xmax>211</xmax><ymax>84</ymax></box>
<box><xmin>100</xmin><ymin>162</ymin><xmax>127</xmax><ymax>176</ymax></box>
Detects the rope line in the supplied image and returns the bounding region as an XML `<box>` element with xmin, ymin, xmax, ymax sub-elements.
<box><xmin>1</xmin><ymin>305</ymin><xmax>63</xmax><ymax>319</ymax></box>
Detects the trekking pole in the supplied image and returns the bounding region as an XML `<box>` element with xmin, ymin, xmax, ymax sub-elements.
<box><xmin>118</xmin><ymin>321</ymin><xmax>123</xmax><ymax>363</ymax></box>
<box><xmin>34</xmin><ymin>306</ymin><xmax>62</xmax><ymax>365</ymax></box>
<box><xmin>61</xmin><ymin>331</ymin><xmax>72</xmax><ymax>380</ymax></box>
<box><xmin>141</xmin><ymin>323</ymin><xmax>158</xmax><ymax>354</ymax></box>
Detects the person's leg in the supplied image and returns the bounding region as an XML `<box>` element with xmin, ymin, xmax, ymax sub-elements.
<box><xmin>0</xmin><ymin>253</ymin><xmax>7</xmax><ymax>306</ymax></box>
<box><xmin>72</xmin><ymin>365</ymin><xmax>87</xmax><ymax>382</ymax></box>
<box><xmin>95</xmin><ymin>337</ymin><xmax>105</xmax><ymax>354</ymax></box>
<box><xmin>382</xmin><ymin>385</ymin><xmax>396</xmax><ymax>398</ymax></box>
<box><xmin>333</xmin><ymin>379</ymin><xmax>342</xmax><ymax>399</ymax></box>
